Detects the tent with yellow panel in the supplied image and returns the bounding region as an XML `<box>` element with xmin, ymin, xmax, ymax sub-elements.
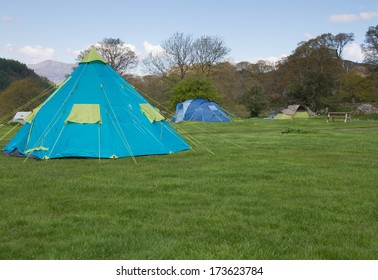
<box><xmin>3</xmin><ymin>49</ymin><xmax>190</xmax><ymax>159</ymax></box>
<box><xmin>274</xmin><ymin>105</ymin><xmax>316</xmax><ymax>120</ymax></box>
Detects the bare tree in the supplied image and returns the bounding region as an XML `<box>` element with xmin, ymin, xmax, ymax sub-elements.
<box><xmin>193</xmin><ymin>35</ymin><xmax>230</xmax><ymax>75</ymax></box>
<box><xmin>143</xmin><ymin>32</ymin><xmax>231</xmax><ymax>79</ymax></box>
<box><xmin>142</xmin><ymin>53</ymin><xmax>172</xmax><ymax>77</ymax></box>
<box><xmin>162</xmin><ymin>32</ymin><xmax>195</xmax><ymax>80</ymax></box>
<box><xmin>98</xmin><ymin>38</ymin><xmax>138</xmax><ymax>74</ymax></box>
<box><xmin>143</xmin><ymin>33</ymin><xmax>194</xmax><ymax>80</ymax></box>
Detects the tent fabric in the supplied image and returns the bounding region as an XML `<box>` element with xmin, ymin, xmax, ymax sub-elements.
<box><xmin>171</xmin><ymin>98</ymin><xmax>232</xmax><ymax>123</ymax></box>
<box><xmin>80</xmin><ymin>48</ymin><xmax>107</xmax><ymax>64</ymax></box>
<box><xmin>24</xmin><ymin>77</ymin><xmax>72</xmax><ymax>123</ymax></box>
<box><xmin>3</xmin><ymin>49</ymin><xmax>190</xmax><ymax>159</ymax></box>
<box><xmin>65</xmin><ymin>104</ymin><xmax>102</xmax><ymax>124</ymax></box>
<box><xmin>274</xmin><ymin>105</ymin><xmax>315</xmax><ymax>120</ymax></box>
<box><xmin>139</xmin><ymin>104</ymin><xmax>165</xmax><ymax>123</ymax></box>
<box><xmin>274</xmin><ymin>113</ymin><xmax>293</xmax><ymax>120</ymax></box>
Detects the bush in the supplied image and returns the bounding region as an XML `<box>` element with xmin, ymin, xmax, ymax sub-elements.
<box><xmin>169</xmin><ymin>77</ymin><xmax>220</xmax><ymax>110</ymax></box>
<box><xmin>0</xmin><ymin>78</ymin><xmax>48</xmax><ymax>118</ymax></box>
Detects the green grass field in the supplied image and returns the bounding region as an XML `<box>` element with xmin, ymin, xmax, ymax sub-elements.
<box><xmin>0</xmin><ymin>118</ymin><xmax>377</xmax><ymax>260</ymax></box>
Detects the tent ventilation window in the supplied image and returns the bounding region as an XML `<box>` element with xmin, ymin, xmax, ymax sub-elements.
<box><xmin>65</xmin><ymin>104</ymin><xmax>102</xmax><ymax>124</ymax></box>
<box><xmin>139</xmin><ymin>103</ymin><xmax>165</xmax><ymax>123</ymax></box>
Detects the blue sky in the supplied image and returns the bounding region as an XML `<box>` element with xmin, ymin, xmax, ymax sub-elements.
<box><xmin>1</xmin><ymin>0</ymin><xmax>378</xmax><ymax>66</ymax></box>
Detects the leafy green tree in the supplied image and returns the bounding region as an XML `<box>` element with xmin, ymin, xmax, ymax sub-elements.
<box><xmin>0</xmin><ymin>58</ymin><xmax>37</xmax><ymax>91</ymax></box>
<box><xmin>304</xmin><ymin>32</ymin><xmax>354</xmax><ymax>59</ymax></box>
<box><xmin>333</xmin><ymin>33</ymin><xmax>355</xmax><ymax>59</ymax></box>
<box><xmin>169</xmin><ymin>76</ymin><xmax>220</xmax><ymax>110</ymax></box>
<box><xmin>362</xmin><ymin>25</ymin><xmax>378</xmax><ymax>71</ymax></box>
<box><xmin>280</xmin><ymin>35</ymin><xmax>343</xmax><ymax>110</ymax></box>
<box><xmin>336</xmin><ymin>72</ymin><xmax>376</xmax><ymax>102</ymax></box>
<box><xmin>240</xmin><ymin>84</ymin><xmax>268</xmax><ymax>117</ymax></box>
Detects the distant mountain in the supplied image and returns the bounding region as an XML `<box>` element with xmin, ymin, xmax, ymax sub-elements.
<box><xmin>28</xmin><ymin>60</ymin><xmax>76</xmax><ymax>84</ymax></box>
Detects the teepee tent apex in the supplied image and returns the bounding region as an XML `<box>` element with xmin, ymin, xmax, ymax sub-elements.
<box><xmin>80</xmin><ymin>48</ymin><xmax>107</xmax><ymax>64</ymax></box>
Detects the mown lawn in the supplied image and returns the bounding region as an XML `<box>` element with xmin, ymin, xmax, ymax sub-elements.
<box><xmin>0</xmin><ymin>118</ymin><xmax>377</xmax><ymax>259</ymax></box>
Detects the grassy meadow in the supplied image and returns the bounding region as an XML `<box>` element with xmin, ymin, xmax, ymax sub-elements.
<box><xmin>0</xmin><ymin>117</ymin><xmax>377</xmax><ymax>260</ymax></box>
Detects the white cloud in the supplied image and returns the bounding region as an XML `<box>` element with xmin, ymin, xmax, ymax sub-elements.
<box><xmin>143</xmin><ymin>41</ymin><xmax>164</xmax><ymax>56</ymax></box>
<box><xmin>329</xmin><ymin>13</ymin><xmax>359</xmax><ymax>23</ymax></box>
<box><xmin>18</xmin><ymin>45</ymin><xmax>55</xmax><ymax>63</ymax></box>
<box><xmin>329</xmin><ymin>11</ymin><xmax>378</xmax><ymax>22</ymax></box>
<box><xmin>344</xmin><ymin>43</ymin><xmax>364</xmax><ymax>62</ymax></box>
<box><xmin>360</xmin><ymin>11</ymin><xmax>378</xmax><ymax>20</ymax></box>
<box><xmin>2</xmin><ymin>15</ymin><xmax>13</xmax><ymax>22</ymax></box>
<box><xmin>3</xmin><ymin>44</ymin><xmax>55</xmax><ymax>63</ymax></box>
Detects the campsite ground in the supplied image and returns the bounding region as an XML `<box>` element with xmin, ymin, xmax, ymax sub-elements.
<box><xmin>0</xmin><ymin>117</ymin><xmax>377</xmax><ymax>259</ymax></box>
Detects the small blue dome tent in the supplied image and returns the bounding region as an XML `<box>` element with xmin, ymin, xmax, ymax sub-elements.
<box><xmin>171</xmin><ymin>99</ymin><xmax>232</xmax><ymax>123</ymax></box>
<box><xmin>3</xmin><ymin>49</ymin><xmax>190</xmax><ymax>159</ymax></box>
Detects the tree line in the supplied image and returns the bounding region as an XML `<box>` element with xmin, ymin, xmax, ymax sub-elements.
<box><xmin>0</xmin><ymin>58</ymin><xmax>41</xmax><ymax>92</ymax></box>
<box><xmin>0</xmin><ymin>59</ymin><xmax>50</xmax><ymax>117</ymax></box>
<box><xmin>1</xmin><ymin>25</ymin><xmax>378</xmax><ymax>118</ymax></box>
<box><xmin>90</xmin><ymin>26</ymin><xmax>378</xmax><ymax>116</ymax></box>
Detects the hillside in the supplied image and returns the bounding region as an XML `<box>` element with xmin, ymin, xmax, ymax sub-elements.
<box><xmin>28</xmin><ymin>60</ymin><xmax>75</xmax><ymax>84</ymax></box>
<box><xmin>0</xmin><ymin>58</ymin><xmax>51</xmax><ymax>119</ymax></box>
<box><xmin>0</xmin><ymin>58</ymin><xmax>38</xmax><ymax>92</ymax></box>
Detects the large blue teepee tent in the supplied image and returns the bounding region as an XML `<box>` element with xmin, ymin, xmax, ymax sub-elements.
<box><xmin>3</xmin><ymin>49</ymin><xmax>190</xmax><ymax>159</ymax></box>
